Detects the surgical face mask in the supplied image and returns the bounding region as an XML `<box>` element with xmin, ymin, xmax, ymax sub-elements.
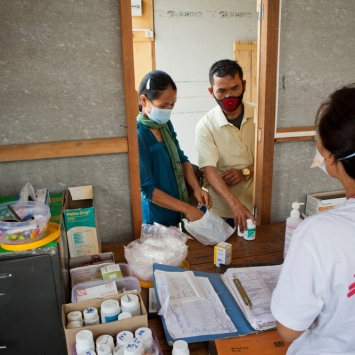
<box><xmin>147</xmin><ymin>104</ymin><xmax>172</xmax><ymax>124</ymax></box>
<box><xmin>310</xmin><ymin>148</ymin><xmax>329</xmax><ymax>175</ymax></box>
<box><xmin>214</xmin><ymin>91</ymin><xmax>244</xmax><ymax>112</ymax></box>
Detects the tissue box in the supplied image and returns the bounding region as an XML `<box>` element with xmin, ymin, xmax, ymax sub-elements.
<box><xmin>63</xmin><ymin>185</ymin><xmax>100</xmax><ymax>258</ymax></box>
<box><xmin>305</xmin><ymin>190</ymin><xmax>346</xmax><ymax>216</ymax></box>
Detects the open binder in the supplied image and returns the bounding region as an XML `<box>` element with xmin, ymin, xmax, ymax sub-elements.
<box><xmin>153</xmin><ymin>263</ymin><xmax>282</xmax><ymax>345</ymax></box>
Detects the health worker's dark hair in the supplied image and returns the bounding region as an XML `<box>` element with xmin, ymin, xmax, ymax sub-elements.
<box><xmin>315</xmin><ymin>82</ymin><xmax>355</xmax><ymax>179</ymax></box>
<box><xmin>209</xmin><ymin>59</ymin><xmax>243</xmax><ymax>86</ymax></box>
<box><xmin>138</xmin><ymin>70</ymin><xmax>177</xmax><ymax>111</ymax></box>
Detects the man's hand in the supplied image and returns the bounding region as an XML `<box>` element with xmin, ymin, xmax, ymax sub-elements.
<box><xmin>193</xmin><ymin>187</ymin><xmax>212</xmax><ymax>209</ymax></box>
<box><xmin>221</xmin><ymin>168</ymin><xmax>245</xmax><ymax>186</ymax></box>
<box><xmin>231</xmin><ymin>202</ymin><xmax>256</xmax><ymax>232</ymax></box>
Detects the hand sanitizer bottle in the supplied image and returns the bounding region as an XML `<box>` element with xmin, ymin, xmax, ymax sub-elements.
<box><xmin>284</xmin><ymin>202</ymin><xmax>304</xmax><ymax>258</ymax></box>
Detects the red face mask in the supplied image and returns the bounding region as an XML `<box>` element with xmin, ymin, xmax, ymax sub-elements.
<box><xmin>213</xmin><ymin>88</ymin><xmax>244</xmax><ymax>112</ymax></box>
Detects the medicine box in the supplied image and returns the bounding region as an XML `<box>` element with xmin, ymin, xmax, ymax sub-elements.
<box><xmin>63</xmin><ymin>185</ymin><xmax>101</xmax><ymax>258</ymax></box>
<box><xmin>71</xmin><ymin>276</ymin><xmax>141</xmax><ymax>302</ymax></box>
<box><xmin>214</xmin><ymin>242</ymin><xmax>232</xmax><ymax>267</ymax></box>
<box><xmin>305</xmin><ymin>190</ymin><xmax>346</xmax><ymax>216</ymax></box>
<box><xmin>62</xmin><ymin>291</ymin><xmax>147</xmax><ymax>355</ymax></box>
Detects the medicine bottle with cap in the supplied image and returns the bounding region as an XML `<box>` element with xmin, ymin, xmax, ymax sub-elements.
<box><xmin>284</xmin><ymin>202</ymin><xmax>304</xmax><ymax>258</ymax></box>
<box><xmin>135</xmin><ymin>327</ymin><xmax>156</xmax><ymax>355</ymax></box>
<box><xmin>101</xmin><ymin>299</ymin><xmax>121</xmax><ymax>323</ymax></box>
<box><xmin>243</xmin><ymin>219</ymin><xmax>256</xmax><ymax>241</ymax></box>
<box><xmin>83</xmin><ymin>307</ymin><xmax>100</xmax><ymax>326</ymax></box>
<box><xmin>124</xmin><ymin>337</ymin><xmax>143</xmax><ymax>355</ymax></box>
<box><xmin>96</xmin><ymin>334</ymin><xmax>115</xmax><ymax>351</ymax></box>
<box><xmin>172</xmin><ymin>340</ymin><xmax>189</xmax><ymax>355</ymax></box>
<box><xmin>121</xmin><ymin>294</ymin><xmax>141</xmax><ymax>317</ymax></box>
<box><xmin>97</xmin><ymin>343</ymin><xmax>113</xmax><ymax>355</ymax></box>
<box><xmin>67</xmin><ymin>310</ymin><xmax>83</xmax><ymax>323</ymax></box>
<box><xmin>114</xmin><ymin>331</ymin><xmax>134</xmax><ymax>355</ymax></box>
<box><xmin>76</xmin><ymin>330</ymin><xmax>95</xmax><ymax>354</ymax></box>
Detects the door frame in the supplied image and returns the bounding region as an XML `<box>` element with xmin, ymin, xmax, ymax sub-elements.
<box><xmin>119</xmin><ymin>0</ymin><xmax>280</xmax><ymax>234</ymax></box>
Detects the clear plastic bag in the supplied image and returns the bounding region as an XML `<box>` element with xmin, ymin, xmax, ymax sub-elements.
<box><xmin>124</xmin><ymin>223</ymin><xmax>189</xmax><ymax>282</ymax></box>
<box><xmin>183</xmin><ymin>209</ymin><xmax>235</xmax><ymax>245</ymax></box>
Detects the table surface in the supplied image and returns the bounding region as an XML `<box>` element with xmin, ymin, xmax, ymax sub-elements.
<box><xmin>102</xmin><ymin>222</ymin><xmax>286</xmax><ymax>355</ymax></box>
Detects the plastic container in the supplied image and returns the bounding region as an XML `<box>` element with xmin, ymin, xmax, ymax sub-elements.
<box><xmin>172</xmin><ymin>340</ymin><xmax>189</xmax><ymax>355</ymax></box>
<box><xmin>76</xmin><ymin>330</ymin><xmax>95</xmax><ymax>354</ymax></box>
<box><xmin>284</xmin><ymin>202</ymin><xmax>304</xmax><ymax>258</ymax></box>
<box><xmin>97</xmin><ymin>343</ymin><xmax>113</xmax><ymax>355</ymax></box>
<box><xmin>96</xmin><ymin>335</ymin><xmax>115</xmax><ymax>351</ymax></box>
<box><xmin>121</xmin><ymin>294</ymin><xmax>141</xmax><ymax>317</ymax></box>
<box><xmin>71</xmin><ymin>276</ymin><xmax>141</xmax><ymax>302</ymax></box>
<box><xmin>0</xmin><ymin>201</ymin><xmax>51</xmax><ymax>244</ymax></box>
<box><xmin>67</xmin><ymin>310</ymin><xmax>83</xmax><ymax>322</ymax></box>
<box><xmin>243</xmin><ymin>219</ymin><xmax>256</xmax><ymax>241</ymax></box>
<box><xmin>83</xmin><ymin>307</ymin><xmax>100</xmax><ymax>326</ymax></box>
<box><xmin>118</xmin><ymin>312</ymin><xmax>132</xmax><ymax>320</ymax></box>
<box><xmin>124</xmin><ymin>337</ymin><xmax>143</xmax><ymax>355</ymax></box>
<box><xmin>71</xmin><ymin>262</ymin><xmax>132</xmax><ymax>287</ymax></box>
<box><xmin>100</xmin><ymin>299</ymin><xmax>121</xmax><ymax>323</ymax></box>
<box><xmin>116</xmin><ymin>331</ymin><xmax>134</xmax><ymax>348</ymax></box>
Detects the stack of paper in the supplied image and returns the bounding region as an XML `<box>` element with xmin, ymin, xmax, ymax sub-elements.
<box><xmin>221</xmin><ymin>265</ymin><xmax>282</xmax><ymax>331</ymax></box>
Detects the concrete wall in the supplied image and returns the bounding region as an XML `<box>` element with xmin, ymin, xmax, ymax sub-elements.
<box><xmin>271</xmin><ymin>0</ymin><xmax>355</xmax><ymax>222</ymax></box>
<box><xmin>0</xmin><ymin>0</ymin><xmax>133</xmax><ymax>242</ymax></box>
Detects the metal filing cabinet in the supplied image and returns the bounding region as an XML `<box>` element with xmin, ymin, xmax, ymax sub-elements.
<box><xmin>0</xmin><ymin>247</ymin><xmax>68</xmax><ymax>354</ymax></box>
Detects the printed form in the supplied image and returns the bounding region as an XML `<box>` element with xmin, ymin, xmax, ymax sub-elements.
<box><xmin>222</xmin><ymin>265</ymin><xmax>282</xmax><ymax>330</ymax></box>
<box><xmin>154</xmin><ymin>270</ymin><xmax>237</xmax><ymax>339</ymax></box>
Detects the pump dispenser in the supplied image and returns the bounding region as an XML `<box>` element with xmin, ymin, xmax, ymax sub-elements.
<box><xmin>284</xmin><ymin>202</ymin><xmax>304</xmax><ymax>258</ymax></box>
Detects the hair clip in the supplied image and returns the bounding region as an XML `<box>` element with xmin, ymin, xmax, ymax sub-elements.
<box><xmin>146</xmin><ymin>78</ymin><xmax>151</xmax><ymax>90</ymax></box>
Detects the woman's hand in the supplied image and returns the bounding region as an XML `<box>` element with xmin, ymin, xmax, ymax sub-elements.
<box><xmin>193</xmin><ymin>187</ymin><xmax>212</xmax><ymax>209</ymax></box>
<box><xmin>185</xmin><ymin>205</ymin><xmax>205</xmax><ymax>222</ymax></box>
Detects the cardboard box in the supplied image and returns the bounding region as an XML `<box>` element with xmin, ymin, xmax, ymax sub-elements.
<box><xmin>63</xmin><ymin>185</ymin><xmax>101</xmax><ymax>257</ymax></box>
<box><xmin>214</xmin><ymin>242</ymin><xmax>232</xmax><ymax>267</ymax></box>
<box><xmin>62</xmin><ymin>291</ymin><xmax>147</xmax><ymax>355</ymax></box>
<box><xmin>305</xmin><ymin>190</ymin><xmax>346</xmax><ymax>216</ymax></box>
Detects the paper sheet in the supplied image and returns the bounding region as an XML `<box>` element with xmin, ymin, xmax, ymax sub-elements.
<box><xmin>154</xmin><ymin>270</ymin><xmax>237</xmax><ymax>339</ymax></box>
<box><xmin>222</xmin><ymin>265</ymin><xmax>282</xmax><ymax>330</ymax></box>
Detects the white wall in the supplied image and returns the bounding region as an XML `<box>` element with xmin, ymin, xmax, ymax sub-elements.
<box><xmin>154</xmin><ymin>0</ymin><xmax>258</xmax><ymax>164</ymax></box>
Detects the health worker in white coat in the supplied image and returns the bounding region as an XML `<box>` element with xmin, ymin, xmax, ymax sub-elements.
<box><xmin>271</xmin><ymin>83</ymin><xmax>355</xmax><ymax>355</ymax></box>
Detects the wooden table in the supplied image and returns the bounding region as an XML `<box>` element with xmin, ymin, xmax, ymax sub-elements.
<box><xmin>102</xmin><ymin>223</ymin><xmax>285</xmax><ymax>355</ymax></box>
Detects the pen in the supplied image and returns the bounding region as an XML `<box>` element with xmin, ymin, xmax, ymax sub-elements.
<box><xmin>233</xmin><ymin>278</ymin><xmax>252</xmax><ymax>308</ymax></box>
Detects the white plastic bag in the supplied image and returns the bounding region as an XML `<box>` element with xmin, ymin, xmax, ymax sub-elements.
<box><xmin>183</xmin><ymin>209</ymin><xmax>235</xmax><ymax>245</ymax></box>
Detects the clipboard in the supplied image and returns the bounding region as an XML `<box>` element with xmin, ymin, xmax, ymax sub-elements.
<box><xmin>153</xmin><ymin>263</ymin><xmax>256</xmax><ymax>345</ymax></box>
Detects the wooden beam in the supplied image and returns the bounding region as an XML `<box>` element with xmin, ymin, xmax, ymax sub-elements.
<box><xmin>255</xmin><ymin>0</ymin><xmax>280</xmax><ymax>225</ymax></box>
<box><xmin>276</xmin><ymin>126</ymin><xmax>315</xmax><ymax>133</ymax></box>
<box><xmin>0</xmin><ymin>138</ymin><xmax>128</xmax><ymax>162</ymax></box>
<box><xmin>119</xmin><ymin>0</ymin><xmax>142</xmax><ymax>239</ymax></box>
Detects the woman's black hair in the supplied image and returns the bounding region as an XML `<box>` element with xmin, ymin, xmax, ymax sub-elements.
<box><xmin>315</xmin><ymin>83</ymin><xmax>355</xmax><ymax>179</ymax></box>
<box><xmin>209</xmin><ymin>59</ymin><xmax>243</xmax><ymax>86</ymax></box>
<box><xmin>138</xmin><ymin>70</ymin><xmax>177</xmax><ymax>111</ymax></box>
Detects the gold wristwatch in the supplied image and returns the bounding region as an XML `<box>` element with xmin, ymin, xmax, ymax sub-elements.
<box><xmin>242</xmin><ymin>168</ymin><xmax>251</xmax><ymax>178</ymax></box>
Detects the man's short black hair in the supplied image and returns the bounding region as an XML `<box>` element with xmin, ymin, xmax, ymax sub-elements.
<box><xmin>209</xmin><ymin>59</ymin><xmax>243</xmax><ymax>86</ymax></box>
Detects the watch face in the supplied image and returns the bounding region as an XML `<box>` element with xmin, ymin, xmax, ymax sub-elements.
<box><xmin>242</xmin><ymin>168</ymin><xmax>250</xmax><ymax>176</ymax></box>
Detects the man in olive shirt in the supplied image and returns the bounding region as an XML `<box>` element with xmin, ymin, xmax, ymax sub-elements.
<box><xmin>195</xmin><ymin>59</ymin><xmax>256</xmax><ymax>231</ymax></box>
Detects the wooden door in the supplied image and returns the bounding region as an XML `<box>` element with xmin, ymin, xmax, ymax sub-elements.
<box><xmin>233</xmin><ymin>41</ymin><xmax>258</xmax><ymax>104</ymax></box>
<box><xmin>132</xmin><ymin>0</ymin><xmax>155</xmax><ymax>91</ymax></box>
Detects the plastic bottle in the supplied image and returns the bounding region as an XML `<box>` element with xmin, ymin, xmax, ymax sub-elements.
<box><xmin>284</xmin><ymin>202</ymin><xmax>304</xmax><ymax>258</ymax></box>
<box><xmin>172</xmin><ymin>340</ymin><xmax>189</xmax><ymax>355</ymax></box>
<box><xmin>243</xmin><ymin>219</ymin><xmax>256</xmax><ymax>241</ymax></box>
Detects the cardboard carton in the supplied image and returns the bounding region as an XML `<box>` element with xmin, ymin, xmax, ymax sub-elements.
<box><xmin>63</xmin><ymin>185</ymin><xmax>101</xmax><ymax>257</ymax></box>
<box><xmin>62</xmin><ymin>291</ymin><xmax>147</xmax><ymax>355</ymax></box>
<box><xmin>305</xmin><ymin>190</ymin><xmax>346</xmax><ymax>216</ymax></box>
